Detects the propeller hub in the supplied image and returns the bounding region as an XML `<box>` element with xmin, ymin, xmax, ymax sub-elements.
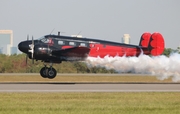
<box><xmin>18</xmin><ymin>41</ymin><xmax>31</xmax><ymax>53</ymax></box>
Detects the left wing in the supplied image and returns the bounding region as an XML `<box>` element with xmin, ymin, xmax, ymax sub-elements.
<box><xmin>52</xmin><ymin>47</ymin><xmax>90</xmax><ymax>61</ymax></box>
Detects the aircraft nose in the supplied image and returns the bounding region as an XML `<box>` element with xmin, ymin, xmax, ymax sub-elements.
<box><xmin>18</xmin><ymin>41</ymin><xmax>29</xmax><ymax>53</ymax></box>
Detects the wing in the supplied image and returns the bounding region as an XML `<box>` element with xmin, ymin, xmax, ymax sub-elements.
<box><xmin>52</xmin><ymin>47</ymin><xmax>90</xmax><ymax>61</ymax></box>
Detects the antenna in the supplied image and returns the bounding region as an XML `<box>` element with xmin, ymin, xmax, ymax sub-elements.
<box><xmin>58</xmin><ymin>31</ymin><xmax>60</xmax><ymax>36</ymax></box>
<box><xmin>50</xmin><ymin>28</ymin><xmax>55</xmax><ymax>35</ymax></box>
<box><xmin>76</xmin><ymin>31</ymin><xmax>82</xmax><ymax>37</ymax></box>
<box><xmin>57</xmin><ymin>31</ymin><xmax>65</xmax><ymax>36</ymax></box>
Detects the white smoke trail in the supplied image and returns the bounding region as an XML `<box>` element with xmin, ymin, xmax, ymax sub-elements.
<box><xmin>85</xmin><ymin>53</ymin><xmax>180</xmax><ymax>82</ymax></box>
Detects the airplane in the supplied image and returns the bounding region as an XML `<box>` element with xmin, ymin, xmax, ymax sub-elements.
<box><xmin>18</xmin><ymin>32</ymin><xmax>165</xmax><ymax>79</ymax></box>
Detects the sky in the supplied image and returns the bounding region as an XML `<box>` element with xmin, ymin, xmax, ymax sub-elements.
<box><xmin>1</xmin><ymin>0</ymin><xmax>180</xmax><ymax>50</ymax></box>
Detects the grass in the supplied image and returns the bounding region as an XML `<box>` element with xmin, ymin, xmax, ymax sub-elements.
<box><xmin>0</xmin><ymin>74</ymin><xmax>179</xmax><ymax>113</ymax></box>
<box><xmin>0</xmin><ymin>74</ymin><xmax>174</xmax><ymax>83</ymax></box>
<box><xmin>0</xmin><ymin>92</ymin><xmax>179</xmax><ymax>114</ymax></box>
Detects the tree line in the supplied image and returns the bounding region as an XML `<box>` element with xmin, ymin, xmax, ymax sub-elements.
<box><xmin>0</xmin><ymin>54</ymin><xmax>116</xmax><ymax>73</ymax></box>
<box><xmin>0</xmin><ymin>48</ymin><xmax>178</xmax><ymax>73</ymax></box>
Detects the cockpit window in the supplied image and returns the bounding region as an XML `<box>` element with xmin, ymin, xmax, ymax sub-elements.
<box><xmin>37</xmin><ymin>36</ymin><xmax>45</xmax><ymax>41</ymax></box>
<box><xmin>38</xmin><ymin>36</ymin><xmax>54</xmax><ymax>47</ymax></box>
<box><xmin>37</xmin><ymin>36</ymin><xmax>49</xmax><ymax>43</ymax></box>
<box><xmin>41</xmin><ymin>38</ymin><xmax>50</xmax><ymax>43</ymax></box>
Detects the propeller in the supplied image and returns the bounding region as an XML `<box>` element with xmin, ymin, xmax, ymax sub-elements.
<box><xmin>28</xmin><ymin>36</ymin><xmax>35</xmax><ymax>64</ymax></box>
<box><xmin>25</xmin><ymin>35</ymin><xmax>29</xmax><ymax>65</ymax></box>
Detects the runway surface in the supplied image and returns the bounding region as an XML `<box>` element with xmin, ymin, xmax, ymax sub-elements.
<box><xmin>0</xmin><ymin>83</ymin><xmax>179</xmax><ymax>92</ymax></box>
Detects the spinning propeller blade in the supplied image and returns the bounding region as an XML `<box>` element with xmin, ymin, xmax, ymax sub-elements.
<box><xmin>25</xmin><ymin>35</ymin><xmax>29</xmax><ymax>65</ymax></box>
<box><xmin>28</xmin><ymin>35</ymin><xmax>35</xmax><ymax>64</ymax></box>
<box><xmin>31</xmin><ymin>36</ymin><xmax>34</xmax><ymax>64</ymax></box>
<box><xmin>27</xmin><ymin>34</ymin><xmax>29</xmax><ymax>41</ymax></box>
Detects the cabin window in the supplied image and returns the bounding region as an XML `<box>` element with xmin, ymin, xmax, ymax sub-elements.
<box><xmin>69</xmin><ymin>42</ymin><xmax>75</xmax><ymax>46</ymax></box>
<box><xmin>58</xmin><ymin>41</ymin><xmax>64</xmax><ymax>45</ymax></box>
<box><xmin>80</xmin><ymin>43</ymin><xmax>87</xmax><ymax>47</ymax></box>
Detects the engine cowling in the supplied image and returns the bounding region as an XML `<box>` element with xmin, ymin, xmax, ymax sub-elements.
<box><xmin>34</xmin><ymin>44</ymin><xmax>52</xmax><ymax>59</ymax></box>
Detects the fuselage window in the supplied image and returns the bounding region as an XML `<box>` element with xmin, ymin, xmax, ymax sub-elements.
<box><xmin>69</xmin><ymin>42</ymin><xmax>75</xmax><ymax>46</ymax></box>
<box><xmin>80</xmin><ymin>43</ymin><xmax>87</xmax><ymax>47</ymax></box>
<box><xmin>58</xmin><ymin>41</ymin><xmax>64</xmax><ymax>45</ymax></box>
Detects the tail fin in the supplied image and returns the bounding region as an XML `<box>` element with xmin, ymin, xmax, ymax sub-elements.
<box><xmin>148</xmin><ymin>32</ymin><xmax>165</xmax><ymax>56</ymax></box>
<box><xmin>139</xmin><ymin>32</ymin><xmax>165</xmax><ymax>56</ymax></box>
<box><xmin>139</xmin><ymin>32</ymin><xmax>151</xmax><ymax>47</ymax></box>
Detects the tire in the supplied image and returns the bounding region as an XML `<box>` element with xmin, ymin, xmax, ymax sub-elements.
<box><xmin>47</xmin><ymin>67</ymin><xmax>57</xmax><ymax>79</ymax></box>
<box><xmin>40</xmin><ymin>67</ymin><xmax>48</xmax><ymax>78</ymax></box>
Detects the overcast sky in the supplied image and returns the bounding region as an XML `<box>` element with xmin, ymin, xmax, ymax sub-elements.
<box><xmin>1</xmin><ymin>0</ymin><xmax>180</xmax><ymax>49</ymax></box>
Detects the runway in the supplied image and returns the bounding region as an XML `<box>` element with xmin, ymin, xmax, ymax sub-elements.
<box><xmin>0</xmin><ymin>83</ymin><xmax>179</xmax><ymax>92</ymax></box>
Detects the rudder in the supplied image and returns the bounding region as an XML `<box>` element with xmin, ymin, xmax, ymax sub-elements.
<box><xmin>148</xmin><ymin>32</ymin><xmax>165</xmax><ymax>56</ymax></box>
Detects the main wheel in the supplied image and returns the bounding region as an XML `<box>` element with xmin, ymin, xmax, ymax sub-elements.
<box><xmin>47</xmin><ymin>67</ymin><xmax>57</xmax><ymax>79</ymax></box>
<box><xmin>40</xmin><ymin>67</ymin><xmax>48</xmax><ymax>78</ymax></box>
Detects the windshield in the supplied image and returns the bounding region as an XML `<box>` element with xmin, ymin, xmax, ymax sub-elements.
<box><xmin>37</xmin><ymin>36</ymin><xmax>45</xmax><ymax>40</ymax></box>
<box><xmin>37</xmin><ymin>36</ymin><xmax>49</xmax><ymax>43</ymax></box>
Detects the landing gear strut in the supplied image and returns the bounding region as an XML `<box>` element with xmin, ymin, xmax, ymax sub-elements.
<box><xmin>40</xmin><ymin>63</ymin><xmax>57</xmax><ymax>79</ymax></box>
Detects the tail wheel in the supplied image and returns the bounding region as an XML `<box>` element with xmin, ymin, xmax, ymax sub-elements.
<box><xmin>40</xmin><ymin>67</ymin><xmax>48</xmax><ymax>78</ymax></box>
<box><xmin>47</xmin><ymin>67</ymin><xmax>57</xmax><ymax>79</ymax></box>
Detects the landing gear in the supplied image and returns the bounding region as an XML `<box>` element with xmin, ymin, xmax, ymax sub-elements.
<box><xmin>40</xmin><ymin>67</ymin><xmax>48</xmax><ymax>78</ymax></box>
<box><xmin>40</xmin><ymin>63</ymin><xmax>57</xmax><ymax>79</ymax></box>
<box><xmin>47</xmin><ymin>67</ymin><xmax>57</xmax><ymax>79</ymax></box>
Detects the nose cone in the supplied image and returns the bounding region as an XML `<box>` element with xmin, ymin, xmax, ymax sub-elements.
<box><xmin>18</xmin><ymin>41</ymin><xmax>29</xmax><ymax>53</ymax></box>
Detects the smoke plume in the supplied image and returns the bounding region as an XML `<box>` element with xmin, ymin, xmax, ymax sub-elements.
<box><xmin>85</xmin><ymin>53</ymin><xmax>180</xmax><ymax>82</ymax></box>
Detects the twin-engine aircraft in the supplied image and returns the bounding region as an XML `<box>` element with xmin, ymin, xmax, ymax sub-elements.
<box><xmin>18</xmin><ymin>32</ymin><xmax>165</xmax><ymax>79</ymax></box>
